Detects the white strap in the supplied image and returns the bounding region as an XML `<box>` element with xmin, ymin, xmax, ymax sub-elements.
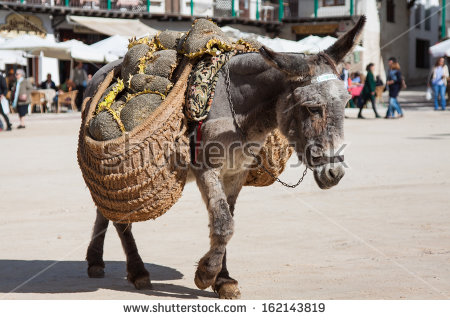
<box><xmin>312</xmin><ymin>73</ymin><xmax>338</xmax><ymax>83</ymax></box>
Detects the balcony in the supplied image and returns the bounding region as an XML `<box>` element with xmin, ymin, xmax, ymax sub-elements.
<box><xmin>284</xmin><ymin>0</ymin><xmax>355</xmax><ymax>21</ymax></box>
<box><xmin>0</xmin><ymin>0</ymin><xmax>290</xmax><ymax>22</ymax></box>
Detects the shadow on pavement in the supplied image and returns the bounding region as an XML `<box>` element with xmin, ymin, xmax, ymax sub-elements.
<box><xmin>0</xmin><ymin>260</ymin><xmax>215</xmax><ymax>299</ymax></box>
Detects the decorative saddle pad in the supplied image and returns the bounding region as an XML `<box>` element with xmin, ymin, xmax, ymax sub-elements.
<box><xmin>185</xmin><ymin>51</ymin><xmax>236</xmax><ymax>121</ymax></box>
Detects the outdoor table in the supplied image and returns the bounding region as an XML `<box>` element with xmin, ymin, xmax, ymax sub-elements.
<box><xmin>38</xmin><ymin>88</ymin><xmax>56</xmax><ymax>112</ymax></box>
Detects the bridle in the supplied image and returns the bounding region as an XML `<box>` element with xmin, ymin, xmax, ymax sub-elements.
<box><xmin>224</xmin><ymin>64</ymin><xmax>344</xmax><ymax>188</ymax></box>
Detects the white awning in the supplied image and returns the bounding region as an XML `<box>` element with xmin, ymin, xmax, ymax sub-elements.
<box><xmin>68</xmin><ymin>16</ymin><xmax>159</xmax><ymax>38</ymax></box>
<box><xmin>0</xmin><ymin>35</ymin><xmax>117</xmax><ymax>63</ymax></box>
<box><xmin>429</xmin><ymin>39</ymin><xmax>450</xmax><ymax>57</ymax></box>
<box><xmin>90</xmin><ymin>35</ymin><xmax>129</xmax><ymax>58</ymax></box>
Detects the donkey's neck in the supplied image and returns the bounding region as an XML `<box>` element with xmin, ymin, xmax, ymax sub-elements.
<box><xmin>213</xmin><ymin>52</ymin><xmax>287</xmax><ymax>142</ymax></box>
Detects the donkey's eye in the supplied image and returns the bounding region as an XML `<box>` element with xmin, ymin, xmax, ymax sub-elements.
<box><xmin>306</xmin><ymin>105</ymin><xmax>324</xmax><ymax>116</ymax></box>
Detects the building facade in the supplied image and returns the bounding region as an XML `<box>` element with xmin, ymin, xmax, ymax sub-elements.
<box><xmin>0</xmin><ymin>0</ymin><xmax>441</xmax><ymax>85</ymax></box>
<box><xmin>0</xmin><ymin>0</ymin><xmax>279</xmax><ymax>85</ymax></box>
<box><xmin>281</xmin><ymin>0</ymin><xmax>440</xmax><ymax>84</ymax></box>
<box><xmin>379</xmin><ymin>0</ymin><xmax>439</xmax><ymax>85</ymax></box>
<box><xmin>280</xmin><ymin>0</ymin><xmax>384</xmax><ymax>80</ymax></box>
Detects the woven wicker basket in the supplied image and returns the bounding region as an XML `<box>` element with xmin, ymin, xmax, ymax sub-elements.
<box><xmin>77</xmin><ymin>60</ymin><xmax>193</xmax><ymax>223</ymax></box>
<box><xmin>245</xmin><ymin>129</ymin><xmax>294</xmax><ymax>187</ymax></box>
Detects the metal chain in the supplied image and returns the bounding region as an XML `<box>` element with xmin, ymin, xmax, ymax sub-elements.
<box><xmin>224</xmin><ymin>65</ymin><xmax>309</xmax><ymax>188</ymax></box>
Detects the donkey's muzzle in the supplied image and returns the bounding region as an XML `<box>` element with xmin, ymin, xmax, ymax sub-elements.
<box><xmin>313</xmin><ymin>163</ymin><xmax>345</xmax><ymax>189</ymax></box>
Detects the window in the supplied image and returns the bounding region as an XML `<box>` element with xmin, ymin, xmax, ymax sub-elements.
<box><xmin>322</xmin><ymin>0</ymin><xmax>345</xmax><ymax>6</ymax></box>
<box><xmin>425</xmin><ymin>8</ymin><xmax>431</xmax><ymax>31</ymax></box>
<box><xmin>287</xmin><ymin>0</ymin><xmax>299</xmax><ymax>18</ymax></box>
<box><xmin>415</xmin><ymin>5</ymin><xmax>422</xmax><ymax>29</ymax></box>
<box><xmin>416</xmin><ymin>39</ymin><xmax>430</xmax><ymax>69</ymax></box>
<box><xmin>387</xmin><ymin>0</ymin><xmax>395</xmax><ymax>23</ymax></box>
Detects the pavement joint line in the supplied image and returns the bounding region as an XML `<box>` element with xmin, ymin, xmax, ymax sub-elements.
<box><xmin>0</xmin><ymin>233</ymin><xmax>99</xmax><ymax>299</ymax></box>
<box><xmin>287</xmin><ymin>189</ymin><xmax>449</xmax><ymax>299</ymax></box>
<box><xmin>1</xmin><ymin>218</ymin><xmax>129</xmax><ymax>298</ymax></box>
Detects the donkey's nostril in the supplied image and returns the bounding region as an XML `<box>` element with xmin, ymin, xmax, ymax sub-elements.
<box><xmin>327</xmin><ymin>166</ymin><xmax>345</xmax><ymax>181</ymax></box>
<box><xmin>328</xmin><ymin>168</ymin><xmax>337</xmax><ymax>179</ymax></box>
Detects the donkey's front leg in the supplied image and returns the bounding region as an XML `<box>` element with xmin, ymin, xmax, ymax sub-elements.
<box><xmin>113</xmin><ymin>222</ymin><xmax>152</xmax><ymax>290</ymax></box>
<box><xmin>211</xmin><ymin>173</ymin><xmax>245</xmax><ymax>299</ymax></box>
<box><xmin>194</xmin><ymin>169</ymin><xmax>234</xmax><ymax>292</ymax></box>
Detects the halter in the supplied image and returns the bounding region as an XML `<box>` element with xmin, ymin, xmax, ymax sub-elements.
<box><xmin>296</xmin><ymin>72</ymin><xmax>339</xmax><ymax>87</ymax></box>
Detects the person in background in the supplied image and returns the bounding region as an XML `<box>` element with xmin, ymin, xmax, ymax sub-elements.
<box><xmin>40</xmin><ymin>73</ymin><xmax>57</xmax><ymax>90</ymax></box>
<box><xmin>60</xmin><ymin>79</ymin><xmax>75</xmax><ymax>93</ymax></box>
<box><xmin>12</xmin><ymin>69</ymin><xmax>32</xmax><ymax>129</ymax></box>
<box><xmin>358</xmin><ymin>63</ymin><xmax>380</xmax><ymax>119</ymax></box>
<box><xmin>27</xmin><ymin>77</ymin><xmax>36</xmax><ymax>89</ymax></box>
<box><xmin>428</xmin><ymin>57</ymin><xmax>449</xmax><ymax>111</ymax></box>
<box><xmin>386</xmin><ymin>57</ymin><xmax>404</xmax><ymax>118</ymax></box>
<box><xmin>53</xmin><ymin>79</ymin><xmax>76</xmax><ymax>106</ymax></box>
<box><xmin>0</xmin><ymin>72</ymin><xmax>12</xmax><ymax>131</ymax></box>
<box><xmin>87</xmin><ymin>74</ymin><xmax>93</xmax><ymax>82</ymax></box>
<box><xmin>341</xmin><ymin>62</ymin><xmax>357</xmax><ymax>109</ymax></box>
<box><xmin>71</xmin><ymin>62</ymin><xmax>88</xmax><ymax>111</ymax></box>
<box><xmin>7</xmin><ymin>68</ymin><xmax>15</xmax><ymax>93</ymax></box>
<box><xmin>351</xmin><ymin>72</ymin><xmax>361</xmax><ymax>84</ymax></box>
<box><xmin>341</xmin><ymin>62</ymin><xmax>351</xmax><ymax>90</ymax></box>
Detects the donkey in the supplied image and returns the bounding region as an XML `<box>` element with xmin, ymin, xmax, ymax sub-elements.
<box><xmin>85</xmin><ymin>16</ymin><xmax>365</xmax><ymax>299</ymax></box>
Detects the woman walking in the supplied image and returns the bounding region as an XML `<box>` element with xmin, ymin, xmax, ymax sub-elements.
<box><xmin>386</xmin><ymin>57</ymin><xmax>404</xmax><ymax>118</ymax></box>
<box><xmin>428</xmin><ymin>57</ymin><xmax>448</xmax><ymax>111</ymax></box>
<box><xmin>12</xmin><ymin>69</ymin><xmax>32</xmax><ymax>129</ymax></box>
<box><xmin>358</xmin><ymin>63</ymin><xmax>380</xmax><ymax>118</ymax></box>
<box><xmin>0</xmin><ymin>72</ymin><xmax>12</xmax><ymax>131</ymax></box>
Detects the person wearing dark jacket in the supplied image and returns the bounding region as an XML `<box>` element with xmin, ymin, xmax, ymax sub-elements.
<box><xmin>358</xmin><ymin>63</ymin><xmax>380</xmax><ymax>118</ymax></box>
<box><xmin>0</xmin><ymin>73</ymin><xmax>12</xmax><ymax>131</ymax></box>
<box><xmin>40</xmin><ymin>73</ymin><xmax>56</xmax><ymax>90</ymax></box>
<box><xmin>386</xmin><ymin>57</ymin><xmax>404</xmax><ymax>118</ymax></box>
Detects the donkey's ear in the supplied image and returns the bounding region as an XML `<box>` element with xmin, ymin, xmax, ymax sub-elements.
<box><xmin>325</xmin><ymin>15</ymin><xmax>366</xmax><ymax>64</ymax></box>
<box><xmin>259</xmin><ymin>46</ymin><xmax>311</xmax><ymax>77</ymax></box>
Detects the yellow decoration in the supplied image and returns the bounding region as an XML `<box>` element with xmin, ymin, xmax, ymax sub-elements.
<box><xmin>128</xmin><ymin>36</ymin><xmax>152</xmax><ymax>49</ymax></box>
<box><xmin>183</xmin><ymin>38</ymin><xmax>235</xmax><ymax>59</ymax></box>
<box><xmin>125</xmin><ymin>90</ymin><xmax>166</xmax><ymax>102</ymax></box>
<box><xmin>235</xmin><ymin>39</ymin><xmax>260</xmax><ymax>52</ymax></box>
<box><xmin>95</xmin><ymin>79</ymin><xmax>126</xmax><ymax>132</ymax></box>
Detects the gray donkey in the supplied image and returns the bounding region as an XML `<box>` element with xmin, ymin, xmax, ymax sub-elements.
<box><xmin>85</xmin><ymin>16</ymin><xmax>365</xmax><ymax>299</ymax></box>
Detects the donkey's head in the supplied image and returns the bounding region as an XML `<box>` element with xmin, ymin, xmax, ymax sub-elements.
<box><xmin>259</xmin><ymin>16</ymin><xmax>365</xmax><ymax>189</ymax></box>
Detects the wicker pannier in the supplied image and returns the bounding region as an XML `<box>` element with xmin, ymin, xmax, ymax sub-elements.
<box><xmin>244</xmin><ymin>129</ymin><xmax>294</xmax><ymax>187</ymax></box>
<box><xmin>77</xmin><ymin>61</ymin><xmax>193</xmax><ymax>223</ymax></box>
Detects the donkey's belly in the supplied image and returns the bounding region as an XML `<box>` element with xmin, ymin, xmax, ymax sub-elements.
<box><xmin>186</xmin><ymin>169</ymin><xmax>196</xmax><ymax>183</ymax></box>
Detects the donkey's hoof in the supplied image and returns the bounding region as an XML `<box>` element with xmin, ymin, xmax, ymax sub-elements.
<box><xmin>87</xmin><ymin>265</ymin><xmax>105</xmax><ymax>278</ymax></box>
<box><xmin>129</xmin><ymin>274</ymin><xmax>152</xmax><ymax>290</ymax></box>
<box><xmin>213</xmin><ymin>278</ymin><xmax>241</xmax><ymax>299</ymax></box>
<box><xmin>194</xmin><ymin>268</ymin><xmax>216</xmax><ymax>290</ymax></box>
<box><xmin>217</xmin><ymin>282</ymin><xmax>241</xmax><ymax>299</ymax></box>
<box><xmin>195</xmin><ymin>256</ymin><xmax>222</xmax><ymax>290</ymax></box>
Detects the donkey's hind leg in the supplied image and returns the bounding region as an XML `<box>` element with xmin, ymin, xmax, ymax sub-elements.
<box><xmin>113</xmin><ymin>222</ymin><xmax>152</xmax><ymax>290</ymax></box>
<box><xmin>86</xmin><ymin>208</ymin><xmax>109</xmax><ymax>278</ymax></box>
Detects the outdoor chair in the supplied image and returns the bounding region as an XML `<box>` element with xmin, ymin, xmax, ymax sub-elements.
<box><xmin>57</xmin><ymin>90</ymin><xmax>78</xmax><ymax>113</ymax></box>
<box><xmin>30</xmin><ymin>91</ymin><xmax>46</xmax><ymax>113</ymax></box>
